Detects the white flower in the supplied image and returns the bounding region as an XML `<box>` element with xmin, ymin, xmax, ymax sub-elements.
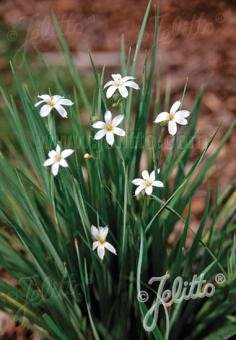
<box><xmin>91</xmin><ymin>225</ymin><xmax>117</xmax><ymax>260</ymax></box>
<box><xmin>104</xmin><ymin>74</ymin><xmax>139</xmax><ymax>99</ymax></box>
<box><xmin>92</xmin><ymin>110</ymin><xmax>125</xmax><ymax>146</ymax></box>
<box><xmin>154</xmin><ymin>100</ymin><xmax>190</xmax><ymax>136</ymax></box>
<box><xmin>35</xmin><ymin>94</ymin><xmax>73</xmax><ymax>118</ymax></box>
<box><xmin>43</xmin><ymin>144</ymin><xmax>74</xmax><ymax>176</ymax></box>
<box><xmin>132</xmin><ymin>169</ymin><xmax>164</xmax><ymax>196</ymax></box>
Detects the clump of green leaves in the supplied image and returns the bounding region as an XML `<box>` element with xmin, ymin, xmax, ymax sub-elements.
<box><xmin>0</xmin><ymin>1</ymin><xmax>235</xmax><ymax>339</ymax></box>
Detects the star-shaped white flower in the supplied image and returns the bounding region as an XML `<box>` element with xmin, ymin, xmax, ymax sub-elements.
<box><xmin>35</xmin><ymin>94</ymin><xmax>73</xmax><ymax>118</ymax></box>
<box><xmin>43</xmin><ymin>144</ymin><xmax>74</xmax><ymax>176</ymax></box>
<box><xmin>154</xmin><ymin>100</ymin><xmax>190</xmax><ymax>136</ymax></box>
<box><xmin>92</xmin><ymin>110</ymin><xmax>125</xmax><ymax>146</ymax></box>
<box><xmin>132</xmin><ymin>169</ymin><xmax>164</xmax><ymax>196</ymax></box>
<box><xmin>91</xmin><ymin>225</ymin><xmax>117</xmax><ymax>260</ymax></box>
<box><xmin>104</xmin><ymin>74</ymin><xmax>139</xmax><ymax>99</ymax></box>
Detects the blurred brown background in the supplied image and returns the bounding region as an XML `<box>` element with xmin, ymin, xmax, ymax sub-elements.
<box><xmin>0</xmin><ymin>1</ymin><xmax>235</xmax><ymax>337</ymax></box>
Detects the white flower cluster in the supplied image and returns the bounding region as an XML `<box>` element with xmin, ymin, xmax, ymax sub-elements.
<box><xmin>35</xmin><ymin>73</ymin><xmax>191</xmax><ymax>260</ymax></box>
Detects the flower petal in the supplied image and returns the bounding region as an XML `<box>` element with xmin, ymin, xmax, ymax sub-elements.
<box><xmin>94</xmin><ymin>129</ymin><xmax>106</xmax><ymax>140</ymax></box>
<box><xmin>113</xmin><ymin>127</ymin><xmax>125</xmax><ymax>137</ymax></box>
<box><xmin>175</xmin><ymin>110</ymin><xmax>190</xmax><ymax>118</ymax></box>
<box><xmin>92</xmin><ymin>241</ymin><xmax>99</xmax><ymax>250</ymax></box>
<box><xmin>174</xmin><ymin>110</ymin><xmax>189</xmax><ymax>125</ymax></box>
<box><xmin>132</xmin><ymin>178</ymin><xmax>144</xmax><ymax>186</ymax></box>
<box><xmin>104</xmin><ymin>110</ymin><xmax>112</xmax><ymax>123</ymax></box>
<box><xmin>105</xmin><ymin>242</ymin><xmax>117</xmax><ymax>255</ymax></box>
<box><xmin>174</xmin><ymin>116</ymin><xmax>188</xmax><ymax>125</ymax></box>
<box><xmin>99</xmin><ymin>226</ymin><xmax>109</xmax><ymax>239</ymax></box>
<box><xmin>51</xmin><ymin>162</ymin><xmax>60</xmax><ymax>176</ymax></box>
<box><xmin>135</xmin><ymin>185</ymin><xmax>145</xmax><ymax>196</ymax></box>
<box><xmin>57</xmin><ymin>98</ymin><xmax>73</xmax><ymax>106</ymax></box>
<box><xmin>35</xmin><ymin>100</ymin><xmax>45</xmax><ymax>107</ymax></box>
<box><xmin>150</xmin><ymin>171</ymin><xmax>155</xmax><ymax>181</ymax></box>
<box><xmin>56</xmin><ymin>145</ymin><xmax>61</xmax><ymax>153</ymax></box>
<box><xmin>123</xmin><ymin>81</ymin><xmax>139</xmax><ymax>90</ymax></box>
<box><xmin>92</xmin><ymin>121</ymin><xmax>105</xmax><ymax>129</ymax></box>
<box><xmin>54</xmin><ymin>104</ymin><xmax>68</xmax><ymax>118</ymax></box>
<box><xmin>154</xmin><ymin>112</ymin><xmax>169</xmax><ymax>123</ymax></box>
<box><xmin>111</xmin><ymin>74</ymin><xmax>121</xmax><ymax>81</ymax></box>
<box><xmin>43</xmin><ymin>158</ymin><xmax>54</xmax><ymax>167</ymax></box>
<box><xmin>52</xmin><ymin>95</ymin><xmax>63</xmax><ymax>102</ymax></box>
<box><xmin>168</xmin><ymin>120</ymin><xmax>177</xmax><ymax>136</ymax></box>
<box><xmin>61</xmin><ymin>149</ymin><xmax>74</xmax><ymax>158</ymax></box>
<box><xmin>118</xmin><ymin>85</ymin><xmax>128</xmax><ymax>98</ymax></box>
<box><xmin>48</xmin><ymin>150</ymin><xmax>56</xmax><ymax>158</ymax></box>
<box><xmin>59</xmin><ymin>159</ymin><xmax>68</xmax><ymax>167</ymax></box>
<box><xmin>112</xmin><ymin>114</ymin><xmax>124</xmax><ymax>127</ymax></box>
<box><xmin>145</xmin><ymin>186</ymin><xmax>153</xmax><ymax>196</ymax></box>
<box><xmin>153</xmin><ymin>180</ymin><xmax>164</xmax><ymax>187</ymax></box>
<box><xmin>170</xmin><ymin>101</ymin><xmax>181</xmax><ymax>114</ymax></box>
<box><xmin>142</xmin><ymin>170</ymin><xmax>150</xmax><ymax>180</ymax></box>
<box><xmin>122</xmin><ymin>76</ymin><xmax>135</xmax><ymax>82</ymax></box>
<box><xmin>91</xmin><ymin>225</ymin><xmax>99</xmax><ymax>239</ymax></box>
<box><xmin>106</xmin><ymin>132</ymin><xmax>115</xmax><ymax>146</ymax></box>
<box><xmin>38</xmin><ymin>94</ymin><xmax>51</xmax><ymax>101</ymax></box>
<box><xmin>104</xmin><ymin>80</ymin><xmax>115</xmax><ymax>88</ymax></box>
<box><xmin>106</xmin><ymin>86</ymin><xmax>117</xmax><ymax>99</ymax></box>
<box><xmin>40</xmin><ymin>104</ymin><xmax>52</xmax><ymax>117</ymax></box>
<box><xmin>97</xmin><ymin>245</ymin><xmax>105</xmax><ymax>260</ymax></box>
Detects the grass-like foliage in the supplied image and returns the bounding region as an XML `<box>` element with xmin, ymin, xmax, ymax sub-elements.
<box><xmin>0</xmin><ymin>2</ymin><xmax>235</xmax><ymax>339</ymax></box>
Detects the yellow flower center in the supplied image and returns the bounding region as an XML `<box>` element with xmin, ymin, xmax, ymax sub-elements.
<box><xmin>169</xmin><ymin>113</ymin><xmax>175</xmax><ymax>120</ymax></box>
<box><xmin>106</xmin><ymin>124</ymin><xmax>113</xmax><ymax>132</ymax></box>
<box><xmin>98</xmin><ymin>238</ymin><xmax>106</xmax><ymax>245</ymax></box>
<box><xmin>145</xmin><ymin>180</ymin><xmax>153</xmax><ymax>187</ymax></box>
<box><xmin>54</xmin><ymin>154</ymin><xmax>62</xmax><ymax>162</ymax></box>
<box><xmin>49</xmin><ymin>97</ymin><xmax>56</xmax><ymax>107</ymax></box>
<box><xmin>114</xmin><ymin>78</ymin><xmax>123</xmax><ymax>87</ymax></box>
